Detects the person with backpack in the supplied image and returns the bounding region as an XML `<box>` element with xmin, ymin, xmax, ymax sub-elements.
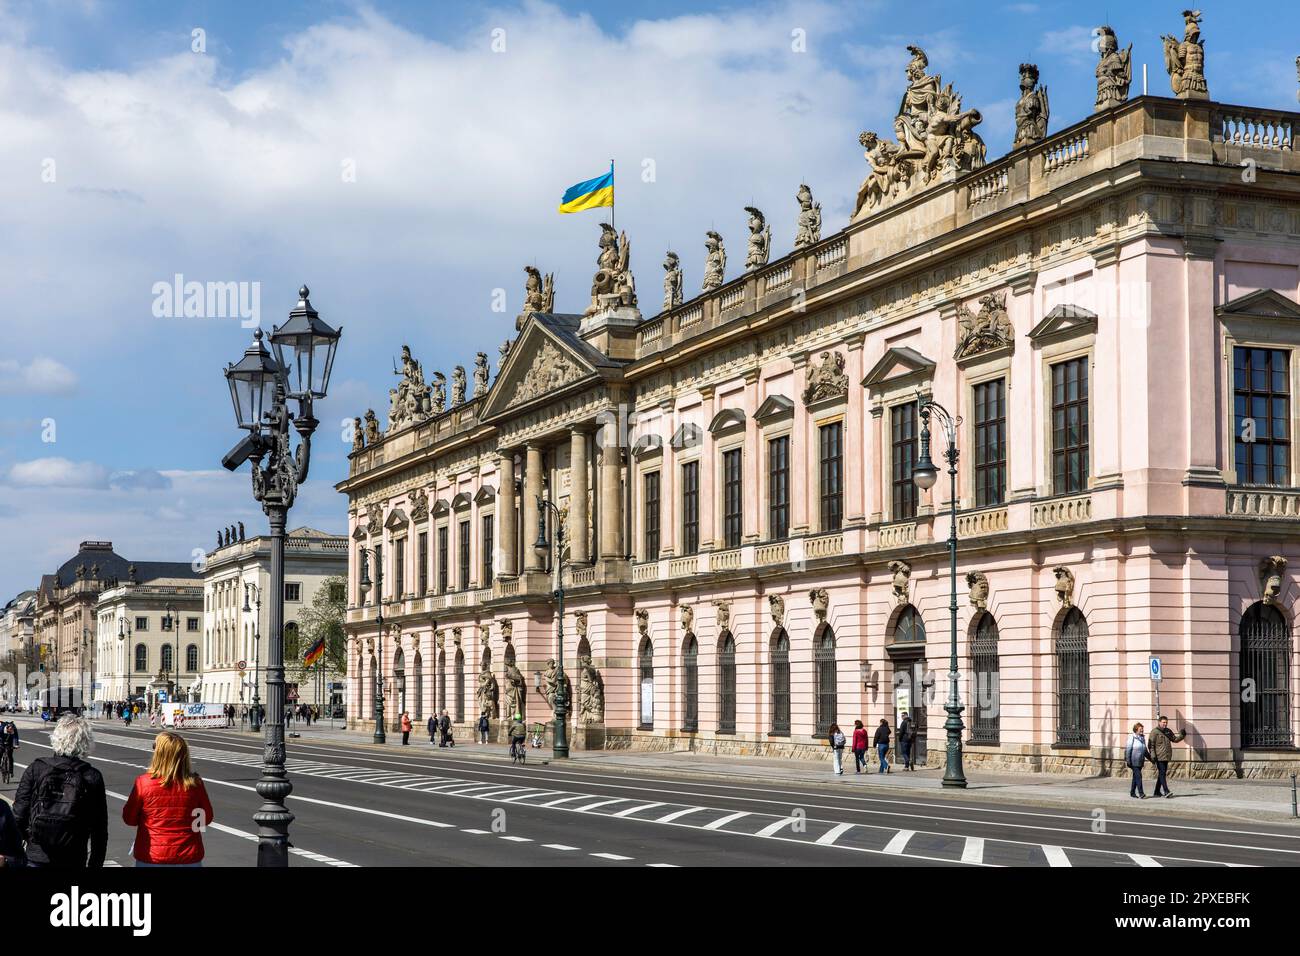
<box><xmin>478</xmin><ymin>712</ymin><xmax>490</xmax><ymax>745</ymax></box>
<box><xmin>13</xmin><ymin>714</ymin><xmax>108</xmax><ymax>868</ymax></box>
<box><xmin>851</xmin><ymin>720</ymin><xmax>869</xmax><ymax>773</ymax></box>
<box><xmin>898</xmin><ymin>711</ymin><xmax>917</xmax><ymax>771</ymax></box>
<box><xmin>828</xmin><ymin>723</ymin><xmax>847</xmax><ymax>775</ymax></box>
<box><xmin>122</xmin><ymin>731</ymin><xmax>214</xmax><ymax>867</ymax></box>
<box><xmin>873</xmin><ymin>719</ymin><xmax>892</xmax><ymax>774</ymax></box>
<box><xmin>1125</xmin><ymin>722</ymin><xmax>1149</xmax><ymax>799</ymax></box>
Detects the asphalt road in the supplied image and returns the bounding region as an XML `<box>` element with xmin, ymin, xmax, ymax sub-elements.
<box><xmin>4</xmin><ymin>715</ymin><xmax>1299</xmax><ymax>867</ymax></box>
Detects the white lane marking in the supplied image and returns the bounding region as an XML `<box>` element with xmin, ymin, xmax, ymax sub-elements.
<box><xmin>590</xmin><ymin>852</ymin><xmax>633</xmax><ymax>861</ymax></box>
<box><xmin>962</xmin><ymin>837</ymin><xmax>985</xmax><ymax>865</ymax></box>
<box><xmin>646</xmin><ymin>862</ymin><xmax>679</xmax><ymax>867</ymax></box>
<box><xmin>461</xmin><ymin>829</ymin><xmax>490</xmax><ymax>835</ymax></box>
<box><xmin>499</xmin><ymin>835</ymin><xmax>532</xmax><ymax>843</ymax></box>
<box><xmin>702</xmin><ymin>810</ymin><xmax>750</xmax><ymax>831</ymax></box>
<box><xmin>540</xmin><ymin>795</ymin><xmax>593</xmax><ymax>808</ymax></box>
<box><xmin>1130</xmin><ymin>854</ymin><xmax>1162</xmax><ymax>867</ymax></box>
<box><xmin>816</xmin><ymin>822</ymin><xmax>855</xmax><ymax>846</ymax></box>
<box><xmin>572</xmin><ymin>798</ymin><xmax>630</xmax><ymax>813</ymax></box>
<box><xmin>543</xmin><ymin>844</ymin><xmax>579</xmax><ymax>851</ymax></box>
<box><xmin>612</xmin><ymin>802</ymin><xmax>666</xmax><ymax>818</ymax></box>
<box><xmin>883</xmin><ymin>830</ymin><xmax>915</xmax><ymax>855</ymax></box>
<box><xmin>499</xmin><ymin>790</ymin><xmax>567</xmax><ymax>803</ymax></box>
<box><xmin>1043</xmin><ymin>845</ymin><xmax>1072</xmax><ymax>867</ymax></box>
<box><xmin>754</xmin><ymin>817</ymin><xmax>798</xmax><ymax>838</ymax></box>
<box><xmin>656</xmin><ymin>806</ymin><xmax>708</xmax><ymax>824</ymax></box>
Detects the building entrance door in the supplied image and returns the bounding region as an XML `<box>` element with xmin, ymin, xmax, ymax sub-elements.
<box><xmin>893</xmin><ymin>660</ymin><xmax>928</xmax><ymax>766</ymax></box>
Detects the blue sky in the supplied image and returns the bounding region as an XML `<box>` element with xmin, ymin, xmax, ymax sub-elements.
<box><xmin>1</xmin><ymin>0</ymin><xmax>1298</xmax><ymax>598</ymax></box>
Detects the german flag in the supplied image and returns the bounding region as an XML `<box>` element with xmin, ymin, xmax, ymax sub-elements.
<box><xmin>303</xmin><ymin>636</ymin><xmax>325</xmax><ymax>668</ymax></box>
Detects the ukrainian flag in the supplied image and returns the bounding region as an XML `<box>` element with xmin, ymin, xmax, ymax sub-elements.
<box><xmin>303</xmin><ymin>637</ymin><xmax>325</xmax><ymax>668</ymax></box>
<box><xmin>558</xmin><ymin>165</ymin><xmax>614</xmax><ymax>214</ymax></box>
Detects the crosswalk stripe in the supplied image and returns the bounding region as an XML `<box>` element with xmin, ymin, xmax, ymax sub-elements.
<box><xmin>656</xmin><ymin>806</ymin><xmax>708</xmax><ymax>824</ymax></box>
<box><xmin>1130</xmin><ymin>854</ymin><xmax>1162</xmax><ymax>867</ymax></box>
<box><xmin>573</xmin><ymin>798</ymin><xmax>630</xmax><ymax>813</ymax></box>
<box><xmin>612</xmin><ymin>802</ymin><xmax>665</xmax><ymax>818</ymax></box>
<box><xmin>883</xmin><ymin>830</ymin><xmax>915</xmax><ymax>855</ymax></box>
<box><xmin>590</xmin><ymin>852</ymin><xmax>633</xmax><ymax>861</ymax></box>
<box><xmin>499</xmin><ymin>790</ymin><xmax>567</xmax><ymax>803</ymax></box>
<box><xmin>754</xmin><ymin>817</ymin><xmax>798</xmax><ymax>838</ymax></box>
<box><xmin>815</xmin><ymin>822</ymin><xmax>855</xmax><ymax>846</ymax></box>
<box><xmin>499</xmin><ymin>835</ymin><xmax>532</xmax><ymax>843</ymax></box>
<box><xmin>539</xmin><ymin>795</ymin><xmax>593</xmax><ymax>808</ymax></box>
<box><xmin>702</xmin><ymin>810</ymin><xmax>750</xmax><ymax>830</ymax></box>
<box><xmin>543</xmin><ymin>844</ymin><xmax>579</xmax><ymax>851</ymax></box>
<box><xmin>962</xmin><ymin>837</ymin><xmax>985</xmax><ymax>865</ymax></box>
<box><xmin>1043</xmin><ymin>845</ymin><xmax>1072</xmax><ymax>867</ymax></box>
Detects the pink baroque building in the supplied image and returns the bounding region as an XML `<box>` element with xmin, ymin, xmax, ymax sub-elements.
<box><xmin>340</xmin><ymin>71</ymin><xmax>1300</xmax><ymax>776</ymax></box>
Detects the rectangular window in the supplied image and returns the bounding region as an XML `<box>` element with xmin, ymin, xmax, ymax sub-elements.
<box><xmin>418</xmin><ymin>531</ymin><xmax>429</xmax><ymax>595</ymax></box>
<box><xmin>373</xmin><ymin>546</ymin><xmax>382</xmax><ymax>600</ymax></box>
<box><xmin>437</xmin><ymin>527</ymin><xmax>448</xmax><ymax>594</ymax></box>
<box><xmin>394</xmin><ymin>544</ymin><xmax>405</xmax><ymax>597</ymax></box>
<box><xmin>818</xmin><ymin>421</ymin><xmax>843</xmax><ymax>532</ymax></box>
<box><xmin>722</xmin><ymin>448</ymin><xmax>743</xmax><ymax>549</ymax></box>
<box><xmin>186</xmin><ymin>617</ymin><xmax>199</xmax><ymax>632</ymax></box>
<box><xmin>481</xmin><ymin>514</ymin><xmax>494</xmax><ymax>586</ymax></box>
<box><xmin>1234</xmin><ymin>346</ymin><xmax>1291</xmax><ymax>486</ymax></box>
<box><xmin>1051</xmin><ymin>357</ymin><xmax>1090</xmax><ymax>495</ymax></box>
<box><xmin>643</xmin><ymin>471</ymin><xmax>661</xmax><ymax>559</ymax></box>
<box><xmin>891</xmin><ymin>402</ymin><xmax>919</xmax><ymax>521</ymax></box>
<box><xmin>973</xmin><ymin>378</ymin><xmax>1007</xmax><ymax>507</ymax></box>
<box><xmin>458</xmin><ymin>519</ymin><xmax>471</xmax><ymax>590</ymax></box>
<box><xmin>284</xmin><ymin>582</ymin><xmax>301</xmax><ymax>602</ymax></box>
<box><xmin>681</xmin><ymin>461</ymin><xmax>700</xmax><ymax>555</ymax></box>
<box><xmin>135</xmin><ymin>616</ymin><xmax>148</xmax><ymax>632</ymax></box>
<box><xmin>328</xmin><ymin>583</ymin><xmax>345</xmax><ymax>603</ymax></box>
<box><xmin>768</xmin><ymin>435</ymin><xmax>790</xmax><ymax>540</ymax></box>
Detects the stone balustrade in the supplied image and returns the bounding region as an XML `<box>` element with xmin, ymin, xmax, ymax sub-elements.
<box><xmin>566</xmin><ymin>566</ymin><xmax>596</xmax><ymax>587</ymax></box>
<box><xmin>967</xmin><ymin>165</ymin><xmax>1009</xmax><ymax>206</ymax></box>
<box><xmin>1227</xmin><ymin>487</ymin><xmax>1300</xmax><ymax>517</ymax></box>
<box><xmin>804</xmin><ymin>531</ymin><xmax>844</xmax><ymax>559</ymax></box>
<box><xmin>755</xmin><ymin>541</ymin><xmax>789</xmax><ymax>566</ymax></box>
<box><xmin>762</xmin><ymin>261</ymin><xmax>793</xmax><ymax>294</ymax></box>
<box><xmin>677</xmin><ymin>303</ymin><xmax>704</xmax><ymax>331</ymax></box>
<box><xmin>710</xmin><ymin>548</ymin><xmax>742</xmax><ymax>572</ymax></box>
<box><xmin>639</xmin><ymin>318</ymin><xmax>664</xmax><ymax>348</ymax></box>
<box><xmin>1031</xmin><ymin>493</ymin><xmax>1092</xmax><ymax>528</ymax></box>
<box><xmin>1215</xmin><ymin>109</ymin><xmax>1294</xmax><ymax>150</ymax></box>
<box><xmin>632</xmin><ymin>561</ymin><xmax>661</xmax><ymax>583</ymax></box>
<box><xmin>669</xmin><ymin>555</ymin><xmax>699</xmax><ymax>578</ymax></box>
<box><xmin>815</xmin><ymin>237</ymin><xmax>847</xmax><ymax>270</ymax></box>
<box><xmin>878</xmin><ymin>521</ymin><xmax>916</xmax><ymax>549</ymax></box>
<box><xmin>956</xmin><ymin>506</ymin><xmax>1009</xmax><ymax>537</ymax></box>
<box><xmin>1041</xmin><ymin>130</ymin><xmax>1089</xmax><ymax>174</ymax></box>
<box><xmin>719</xmin><ymin>284</ymin><xmax>744</xmax><ymax>312</ymax></box>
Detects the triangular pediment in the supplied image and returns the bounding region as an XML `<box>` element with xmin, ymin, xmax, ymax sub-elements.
<box><xmin>862</xmin><ymin>347</ymin><xmax>936</xmax><ymax>391</ymax></box>
<box><xmin>384</xmin><ymin>508</ymin><xmax>409</xmax><ymax>531</ymax></box>
<box><xmin>754</xmin><ymin>394</ymin><xmax>794</xmax><ymax>424</ymax></box>
<box><xmin>473</xmin><ymin>485</ymin><xmax>496</xmax><ymax>505</ymax></box>
<box><xmin>632</xmin><ymin>433</ymin><xmax>663</xmax><ymax>459</ymax></box>
<box><xmin>351</xmin><ymin>524</ymin><xmax>368</xmax><ymax>541</ymax></box>
<box><xmin>1218</xmin><ymin>288</ymin><xmax>1300</xmax><ymax>321</ymax></box>
<box><xmin>451</xmin><ymin>492</ymin><xmax>473</xmax><ymax>511</ymax></box>
<box><xmin>479</xmin><ymin>315</ymin><xmax>605</xmax><ymax>421</ymax></box>
<box><xmin>1028</xmin><ymin>304</ymin><xmax>1098</xmax><ymax>344</ymax></box>
<box><xmin>431</xmin><ymin>498</ymin><xmax>450</xmax><ymax>518</ymax></box>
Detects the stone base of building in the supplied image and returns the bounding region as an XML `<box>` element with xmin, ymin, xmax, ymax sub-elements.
<box><xmin>605</xmin><ymin>730</ymin><xmax>838</xmax><ymax>762</ymax></box>
<box><xmin>954</xmin><ymin>745</ymin><xmax>1300</xmax><ymax>779</ymax></box>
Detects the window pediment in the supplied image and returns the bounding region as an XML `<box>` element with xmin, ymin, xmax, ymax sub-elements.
<box><xmin>473</xmin><ymin>485</ymin><xmax>496</xmax><ymax>505</ymax></box>
<box><xmin>862</xmin><ymin>347</ymin><xmax>936</xmax><ymax>393</ymax></box>
<box><xmin>1217</xmin><ymin>288</ymin><xmax>1300</xmax><ymax>322</ymax></box>
<box><xmin>384</xmin><ymin>509</ymin><xmax>409</xmax><ymax>531</ymax></box>
<box><xmin>451</xmin><ymin>492</ymin><xmax>473</xmax><ymax>511</ymax></box>
<box><xmin>671</xmin><ymin>423</ymin><xmax>704</xmax><ymax>451</ymax></box>
<box><xmin>754</xmin><ymin>394</ymin><xmax>795</xmax><ymax>425</ymax></box>
<box><xmin>1028</xmin><ymin>304</ymin><xmax>1097</xmax><ymax>345</ymax></box>
<box><xmin>632</xmin><ymin>433</ymin><xmax>663</xmax><ymax>459</ymax></box>
<box><xmin>708</xmin><ymin>407</ymin><xmax>746</xmax><ymax>435</ymax></box>
<box><xmin>431</xmin><ymin>498</ymin><xmax>451</xmax><ymax>518</ymax></box>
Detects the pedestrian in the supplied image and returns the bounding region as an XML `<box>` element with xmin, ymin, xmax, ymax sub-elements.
<box><xmin>899</xmin><ymin>710</ymin><xmax>916</xmax><ymax>770</ymax></box>
<box><xmin>0</xmin><ymin>794</ymin><xmax>24</xmax><ymax>868</ymax></box>
<box><xmin>122</xmin><ymin>731</ymin><xmax>214</xmax><ymax>867</ymax></box>
<box><xmin>13</xmin><ymin>714</ymin><xmax>108</xmax><ymax>868</ymax></box>
<box><xmin>873</xmin><ymin>719</ymin><xmax>892</xmax><ymax>774</ymax></box>
<box><xmin>123</xmin><ymin>705</ymin><xmax>132</xmax><ymax>728</ymax></box>
<box><xmin>1125</xmin><ymin>721</ymin><xmax>1148</xmax><ymax>798</ymax></box>
<box><xmin>851</xmin><ymin>719</ymin><xmax>868</xmax><ymax>773</ymax></box>
<box><xmin>1149</xmin><ymin>715</ymin><xmax>1186</xmax><ymax>798</ymax></box>
<box><xmin>400</xmin><ymin>711</ymin><xmax>412</xmax><ymax>746</ymax></box>
<box><xmin>828</xmin><ymin>722</ymin><xmax>847</xmax><ymax>775</ymax></box>
<box><xmin>478</xmin><ymin>712</ymin><xmax>490</xmax><ymax>745</ymax></box>
<box><xmin>427</xmin><ymin>713</ymin><xmax>437</xmax><ymax>746</ymax></box>
<box><xmin>439</xmin><ymin>710</ymin><xmax>454</xmax><ymax>748</ymax></box>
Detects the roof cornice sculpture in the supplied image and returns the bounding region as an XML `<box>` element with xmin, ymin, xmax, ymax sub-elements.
<box><xmin>854</xmin><ymin>44</ymin><xmax>986</xmax><ymax>219</ymax></box>
<box><xmin>451</xmin><ymin>366</ymin><xmax>466</xmax><ymax>407</ymax></box>
<box><xmin>387</xmin><ymin>344</ymin><xmax>435</xmax><ymax>433</ymax></box>
<box><xmin>1162</xmin><ymin>9</ymin><xmax>1208</xmax><ymax>100</ymax></box>
<box><xmin>744</xmin><ymin>207</ymin><xmax>771</xmax><ymax>270</ymax></box>
<box><xmin>1012</xmin><ymin>63</ymin><xmax>1049</xmax><ymax>148</ymax></box>
<box><xmin>702</xmin><ymin>231</ymin><xmax>726</xmax><ymax>292</ymax></box>
<box><xmin>1094</xmin><ymin>25</ymin><xmax>1132</xmax><ymax>111</ymax></box>
<box><xmin>363</xmin><ymin>409</ymin><xmax>380</xmax><ymax>445</ymax></box>
<box><xmin>663</xmin><ymin>252</ymin><xmax>683</xmax><ymax>310</ymax></box>
<box><xmin>472</xmin><ymin>352</ymin><xmax>489</xmax><ymax>399</ymax></box>
<box><xmin>586</xmin><ymin>223</ymin><xmax>637</xmax><ymax>317</ymax></box>
<box><xmin>518</xmin><ymin>265</ymin><xmax>555</xmax><ymax>331</ymax></box>
<box><xmin>794</xmin><ymin>184</ymin><xmax>822</xmax><ymax>249</ymax></box>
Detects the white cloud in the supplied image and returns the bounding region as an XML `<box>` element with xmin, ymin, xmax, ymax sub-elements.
<box><xmin>1038</xmin><ymin>25</ymin><xmax>1099</xmax><ymax>67</ymax></box>
<box><xmin>6</xmin><ymin>456</ymin><xmax>108</xmax><ymax>488</ymax></box>
<box><xmin>0</xmin><ymin>357</ymin><xmax>77</xmax><ymax>394</ymax></box>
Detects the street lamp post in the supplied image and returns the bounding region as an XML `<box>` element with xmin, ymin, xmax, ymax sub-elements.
<box><xmin>912</xmin><ymin>397</ymin><xmax>967</xmax><ymax>789</ymax></box>
<box><xmin>80</xmin><ymin>627</ymin><xmax>89</xmax><ymax>714</ymax></box>
<box><xmin>244</xmin><ymin>584</ymin><xmax>264</xmax><ymax>732</ymax></box>
<box><xmin>119</xmin><ymin>617</ymin><xmax>132</xmax><ymax>712</ymax></box>
<box><xmin>222</xmin><ymin>285</ymin><xmax>341</xmax><ymax>867</ymax></box>
<box><xmin>533</xmin><ymin>496</ymin><xmax>569</xmax><ymax>759</ymax></box>
<box><xmin>163</xmin><ymin>604</ymin><xmax>178</xmax><ymax>704</ymax></box>
<box><xmin>358</xmin><ymin>547</ymin><xmax>386</xmax><ymax>744</ymax></box>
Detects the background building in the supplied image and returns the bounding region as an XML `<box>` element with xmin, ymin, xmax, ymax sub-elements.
<box><xmin>0</xmin><ymin>590</ymin><xmax>36</xmax><ymax>707</ymax></box>
<box><xmin>95</xmin><ymin>576</ymin><xmax>203</xmax><ymax>708</ymax></box>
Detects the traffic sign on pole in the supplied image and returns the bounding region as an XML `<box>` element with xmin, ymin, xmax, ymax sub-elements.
<box><xmin>1149</xmin><ymin>657</ymin><xmax>1162</xmax><ymax>682</ymax></box>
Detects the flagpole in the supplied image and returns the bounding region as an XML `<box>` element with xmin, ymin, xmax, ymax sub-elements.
<box><xmin>610</xmin><ymin>159</ymin><xmax>615</xmax><ymax>232</ymax></box>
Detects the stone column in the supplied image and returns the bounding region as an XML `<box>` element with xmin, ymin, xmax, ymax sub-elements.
<box><xmin>598</xmin><ymin>412</ymin><xmax>624</xmax><ymax>559</ymax></box>
<box><xmin>570</xmin><ymin>428</ymin><xmax>590</xmax><ymax>564</ymax></box>
<box><xmin>523</xmin><ymin>444</ymin><xmax>544</xmax><ymax>572</ymax></box>
<box><xmin>497</xmin><ymin>451</ymin><xmax>517</xmax><ymax>577</ymax></box>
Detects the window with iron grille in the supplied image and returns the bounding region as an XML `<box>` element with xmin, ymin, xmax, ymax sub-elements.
<box><xmin>437</xmin><ymin>526</ymin><xmax>448</xmax><ymax>594</ymax></box>
<box><xmin>969</xmin><ymin>612</ymin><xmax>1000</xmax><ymax>745</ymax></box>
<box><xmin>395</xmin><ymin>543</ymin><xmax>405</xmax><ymax>597</ymax></box>
<box><xmin>718</xmin><ymin>633</ymin><xmax>736</xmax><ymax>733</ymax></box>
<box><xmin>1233</xmin><ymin>347</ymin><xmax>1291</xmax><ymax>486</ymax></box>
<box><xmin>770</xmin><ymin>630</ymin><xmax>790</xmax><ymax>735</ymax></box>
<box><xmin>723</xmin><ymin>449</ymin><xmax>743</xmax><ymax>548</ymax></box>
<box><xmin>815</xmin><ymin>627</ymin><xmax>837</xmax><ymax>737</ymax></box>
<box><xmin>973</xmin><ymin>378</ymin><xmax>1007</xmax><ymax>507</ymax></box>
<box><xmin>681</xmin><ymin>461</ymin><xmax>700</xmax><ymax>555</ymax></box>
<box><xmin>1054</xmin><ymin>607</ymin><xmax>1090</xmax><ymax>746</ymax></box>
<box><xmin>418</xmin><ymin>531</ymin><xmax>429</xmax><ymax>595</ymax></box>
<box><xmin>1051</xmin><ymin>357</ymin><xmax>1089</xmax><ymax>495</ymax></box>
<box><xmin>458</xmin><ymin>520</ymin><xmax>471</xmax><ymax>590</ymax></box>
<box><xmin>639</xmin><ymin>639</ymin><xmax>654</xmax><ymax>730</ymax></box>
<box><xmin>819</xmin><ymin>421</ymin><xmax>843</xmax><ymax>532</ymax></box>
<box><xmin>681</xmin><ymin>635</ymin><xmax>699</xmax><ymax>732</ymax></box>
<box><xmin>768</xmin><ymin>435</ymin><xmax>790</xmax><ymax>540</ymax></box>
<box><xmin>643</xmin><ymin>471</ymin><xmax>660</xmax><ymax>559</ymax></box>
<box><xmin>891</xmin><ymin>402</ymin><xmax>918</xmax><ymax>521</ymax></box>
<box><xmin>481</xmin><ymin>514</ymin><xmax>494</xmax><ymax>586</ymax></box>
<box><xmin>1240</xmin><ymin>602</ymin><xmax>1294</xmax><ymax>748</ymax></box>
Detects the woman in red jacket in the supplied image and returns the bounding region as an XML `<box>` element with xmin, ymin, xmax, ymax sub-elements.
<box><xmin>122</xmin><ymin>731</ymin><xmax>214</xmax><ymax>867</ymax></box>
<box><xmin>851</xmin><ymin>720</ymin><xmax>869</xmax><ymax>774</ymax></box>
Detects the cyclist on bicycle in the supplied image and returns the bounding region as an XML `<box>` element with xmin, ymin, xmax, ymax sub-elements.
<box><xmin>508</xmin><ymin>713</ymin><xmax>526</xmax><ymax>761</ymax></box>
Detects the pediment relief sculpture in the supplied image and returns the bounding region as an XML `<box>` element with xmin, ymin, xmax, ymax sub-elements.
<box><xmin>409</xmin><ymin>488</ymin><xmax>429</xmax><ymax>521</ymax></box>
<box><xmin>506</xmin><ymin>337</ymin><xmax>585</xmax><ymax>409</ymax></box>
<box><xmin>955</xmin><ymin>291</ymin><xmax>1014</xmax><ymax>359</ymax></box>
<box><xmin>802</xmin><ymin>350</ymin><xmax>849</xmax><ymax>406</ymax></box>
<box><xmin>366</xmin><ymin>509</ymin><xmax>383</xmax><ymax>536</ymax></box>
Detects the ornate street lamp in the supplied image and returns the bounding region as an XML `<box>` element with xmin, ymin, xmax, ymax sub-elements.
<box><xmin>223</xmin><ymin>285</ymin><xmax>341</xmax><ymax>867</ymax></box>
<box><xmin>163</xmin><ymin>604</ymin><xmax>179</xmax><ymax>704</ymax></box>
<box><xmin>913</xmin><ymin>396</ymin><xmax>967</xmax><ymax>789</ymax></box>
<box><xmin>357</xmin><ymin>547</ymin><xmax>386</xmax><ymax>745</ymax></box>
<box><xmin>118</xmin><ymin>616</ymin><xmax>132</xmax><ymax>709</ymax></box>
<box><xmin>243</xmin><ymin>584</ymin><xmax>264</xmax><ymax>732</ymax></box>
<box><xmin>533</xmin><ymin>496</ymin><xmax>570</xmax><ymax>759</ymax></box>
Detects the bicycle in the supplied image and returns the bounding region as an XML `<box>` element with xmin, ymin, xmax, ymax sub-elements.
<box><xmin>509</xmin><ymin>737</ymin><xmax>527</xmax><ymax>765</ymax></box>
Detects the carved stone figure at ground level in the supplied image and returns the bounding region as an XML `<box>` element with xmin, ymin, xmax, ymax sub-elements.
<box><xmin>578</xmin><ymin>655</ymin><xmax>604</xmax><ymax>723</ymax></box>
<box><xmin>477</xmin><ymin>667</ymin><xmax>498</xmax><ymax>718</ymax></box>
<box><xmin>503</xmin><ymin>660</ymin><xmax>525</xmax><ymax>719</ymax></box>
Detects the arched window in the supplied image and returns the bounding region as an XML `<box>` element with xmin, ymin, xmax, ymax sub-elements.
<box><xmin>134</xmin><ymin>643</ymin><xmax>147</xmax><ymax>672</ymax></box>
<box><xmin>160</xmin><ymin>644</ymin><xmax>173</xmax><ymax>673</ymax></box>
<box><xmin>638</xmin><ymin>638</ymin><xmax>654</xmax><ymax>730</ymax></box>
<box><xmin>454</xmin><ymin>647</ymin><xmax>465</xmax><ymax>723</ymax></box>
<box><xmin>718</xmin><ymin>632</ymin><xmax>736</xmax><ymax>734</ymax></box>
<box><xmin>894</xmin><ymin>605</ymin><xmax>925</xmax><ymax>643</ymax></box>
<box><xmin>969</xmin><ymin>612</ymin><xmax>1000</xmax><ymax>745</ymax></box>
<box><xmin>186</xmin><ymin>644</ymin><xmax>198</xmax><ymax>672</ymax></box>
<box><xmin>1055</xmin><ymin>607</ymin><xmax>1090</xmax><ymax>746</ymax></box>
<box><xmin>437</xmin><ymin>650</ymin><xmax>447</xmax><ymax>718</ymax></box>
<box><xmin>394</xmin><ymin>647</ymin><xmax>406</xmax><ymax>722</ymax></box>
<box><xmin>815</xmin><ymin>625</ymin><xmax>837</xmax><ymax>737</ymax></box>
<box><xmin>771</xmin><ymin>629</ymin><xmax>790</xmax><ymax>735</ymax></box>
<box><xmin>681</xmin><ymin>635</ymin><xmax>699</xmax><ymax>732</ymax></box>
<box><xmin>1240</xmin><ymin>602</ymin><xmax>1293</xmax><ymax>748</ymax></box>
<box><xmin>414</xmin><ymin>651</ymin><xmax>423</xmax><ymax>720</ymax></box>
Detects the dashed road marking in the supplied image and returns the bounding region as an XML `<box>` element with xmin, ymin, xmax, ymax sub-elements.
<box><xmin>590</xmin><ymin>852</ymin><xmax>633</xmax><ymax>861</ymax></box>
<box><xmin>884</xmin><ymin>830</ymin><xmax>915</xmax><ymax>855</ymax></box>
<box><xmin>703</xmin><ymin>810</ymin><xmax>750</xmax><ymax>830</ymax></box>
<box><xmin>816</xmin><ymin>822</ymin><xmax>855</xmax><ymax>846</ymax></box>
<box><xmin>543</xmin><ymin>843</ymin><xmax>579</xmax><ymax>851</ymax></box>
<box><xmin>754</xmin><ymin>817</ymin><xmax>799</xmax><ymax>838</ymax></box>
<box><xmin>962</xmin><ymin>837</ymin><xmax>985</xmax><ymax>865</ymax></box>
<box><xmin>1130</xmin><ymin>854</ymin><xmax>1162</xmax><ymax>867</ymax></box>
<box><xmin>1043</xmin><ymin>845</ymin><xmax>1072</xmax><ymax>867</ymax></box>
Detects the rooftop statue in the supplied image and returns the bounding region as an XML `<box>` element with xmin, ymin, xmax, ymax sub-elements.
<box><xmin>586</xmin><ymin>223</ymin><xmax>637</xmax><ymax>316</ymax></box>
<box><xmin>1094</xmin><ymin>25</ymin><xmax>1132</xmax><ymax>111</ymax></box>
<box><xmin>794</xmin><ymin>184</ymin><xmax>822</xmax><ymax>249</ymax></box>
<box><xmin>702</xmin><ymin>230</ymin><xmax>726</xmax><ymax>292</ymax></box>
<box><xmin>744</xmin><ymin>206</ymin><xmax>771</xmax><ymax>270</ymax></box>
<box><xmin>430</xmin><ymin>371</ymin><xmax>446</xmax><ymax>413</ymax></box>
<box><xmin>854</xmin><ymin>45</ymin><xmax>985</xmax><ymax>217</ymax></box>
<box><xmin>387</xmin><ymin>344</ymin><xmax>434</xmax><ymax>432</ymax></box>
<box><xmin>451</xmin><ymin>365</ymin><xmax>467</xmax><ymax>407</ymax></box>
<box><xmin>363</xmin><ymin>409</ymin><xmax>380</xmax><ymax>444</ymax></box>
<box><xmin>472</xmin><ymin>352</ymin><xmax>489</xmax><ymax>398</ymax></box>
<box><xmin>351</xmin><ymin>416</ymin><xmax>364</xmax><ymax>452</ymax></box>
<box><xmin>518</xmin><ymin>265</ymin><xmax>555</xmax><ymax>331</ymax></box>
<box><xmin>497</xmin><ymin>338</ymin><xmax>512</xmax><ymax>377</ymax></box>
<box><xmin>663</xmin><ymin>251</ymin><xmax>683</xmax><ymax>310</ymax></box>
<box><xmin>1162</xmin><ymin>9</ymin><xmax>1208</xmax><ymax>100</ymax></box>
<box><xmin>1012</xmin><ymin>63</ymin><xmax>1049</xmax><ymax>147</ymax></box>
